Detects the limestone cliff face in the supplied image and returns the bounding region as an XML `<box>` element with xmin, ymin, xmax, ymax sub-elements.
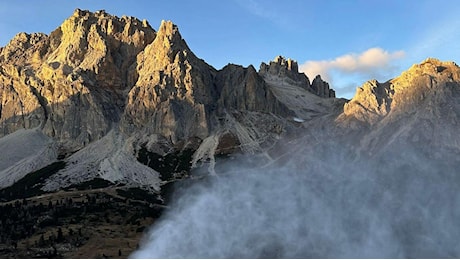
<box><xmin>339</xmin><ymin>58</ymin><xmax>460</xmax><ymax>126</ymax></box>
<box><xmin>1</xmin><ymin>9</ymin><xmax>324</xmax><ymax>158</ymax></box>
<box><xmin>311</xmin><ymin>75</ymin><xmax>335</xmax><ymax>98</ymax></box>
<box><xmin>259</xmin><ymin>56</ymin><xmax>310</xmax><ymax>88</ymax></box>
<box><xmin>0</xmin><ymin>9</ymin><xmax>156</xmax><ymax>150</ymax></box>
<box><xmin>337</xmin><ymin>58</ymin><xmax>460</xmax><ymax>156</ymax></box>
<box><xmin>121</xmin><ymin>20</ymin><xmax>216</xmax><ymax>143</ymax></box>
<box><xmin>1</xmin><ymin>8</ymin><xmax>460</xmax><ymax>197</ymax></box>
<box><xmin>42</xmin><ymin>9</ymin><xmax>155</xmax><ymax>88</ymax></box>
<box><xmin>259</xmin><ymin>56</ymin><xmax>335</xmax><ymax>98</ymax></box>
<box><xmin>339</xmin><ymin>79</ymin><xmax>393</xmax><ymax>127</ymax></box>
<box><xmin>215</xmin><ymin>64</ymin><xmax>293</xmax><ymax>117</ymax></box>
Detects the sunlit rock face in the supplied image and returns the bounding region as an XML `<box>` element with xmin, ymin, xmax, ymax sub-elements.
<box><xmin>121</xmin><ymin>20</ymin><xmax>216</xmax><ymax>142</ymax></box>
<box><xmin>0</xmin><ymin>8</ymin><xmax>156</xmax><ymax>150</ymax></box>
<box><xmin>2</xmin><ymin>8</ymin><xmax>459</xmax><ymax>205</ymax></box>
<box><xmin>337</xmin><ymin>58</ymin><xmax>460</xmax><ymax>159</ymax></box>
<box><xmin>0</xmin><ymin>9</ymin><xmax>337</xmax><ymax>190</ymax></box>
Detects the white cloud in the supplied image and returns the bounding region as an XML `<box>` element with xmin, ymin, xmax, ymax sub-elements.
<box><xmin>299</xmin><ymin>47</ymin><xmax>405</xmax><ymax>83</ymax></box>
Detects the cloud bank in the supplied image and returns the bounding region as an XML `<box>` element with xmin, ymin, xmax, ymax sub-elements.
<box><xmin>132</xmin><ymin>138</ymin><xmax>460</xmax><ymax>258</ymax></box>
<box><xmin>300</xmin><ymin>47</ymin><xmax>405</xmax><ymax>83</ymax></box>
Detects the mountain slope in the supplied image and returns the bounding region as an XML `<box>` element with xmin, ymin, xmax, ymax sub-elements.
<box><xmin>0</xmin><ymin>9</ymin><xmax>337</xmax><ymax>192</ymax></box>
<box><xmin>337</xmin><ymin>58</ymin><xmax>460</xmax><ymax>159</ymax></box>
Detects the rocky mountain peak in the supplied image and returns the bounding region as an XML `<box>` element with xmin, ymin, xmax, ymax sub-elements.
<box><xmin>141</xmin><ymin>20</ymin><xmax>192</xmax><ymax>68</ymax></box>
<box><xmin>338</xmin><ymin>57</ymin><xmax>460</xmax><ymax>130</ymax></box>
<box><xmin>311</xmin><ymin>75</ymin><xmax>335</xmax><ymax>98</ymax></box>
<box><xmin>393</xmin><ymin>58</ymin><xmax>460</xmax><ymax>91</ymax></box>
<box><xmin>50</xmin><ymin>8</ymin><xmax>156</xmax><ymax>76</ymax></box>
<box><xmin>259</xmin><ymin>55</ymin><xmax>308</xmax><ymax>86</ymax></box>
<box><xmin>0</xmin><ymin>32</ymin><xmax>48</xmax><ymax>65</ymax></box>
<box><xmin>157</xmin><ymin>20</ymin><xmax>180</xmax><ymax>39</ymax></box>
<box><xmin>274</xmin><ymin>55</ymin><xmax>299</xmax><ymax>72</ymax></box>
<box><xmin>259</xmin><ymin>56</ymin><xmax>336</xmax><ymax>98</ymax></box>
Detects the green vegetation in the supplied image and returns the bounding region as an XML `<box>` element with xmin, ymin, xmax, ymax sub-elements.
<box><xmin>137</xmin><ymin>147</ymin><xmax>195</xmax><ymax>182</ymax></box>
<box><xmin>116</xmin><ymin>187</ymin><xmax>161</xmax><ymax>204</ymax></box>
<box><xmin>0</xmin><ymin>190</ymin><xmax>162</xmax><ymax>258</ymax></box>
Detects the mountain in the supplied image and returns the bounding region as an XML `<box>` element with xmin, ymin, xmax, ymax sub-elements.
<box><xmin>1</xmin><ymin>9</ymin><xmax>460</xmax><ymax>258</ymax></box>
<box><xmin>0</xmin><ymin>9</ymin><xmax>340</xmax><ymax>192</ymax></box>
<box><xmin>336</xmin><ymin>58</ymin><xmax>460</xmax><ymax>165</ymax></box>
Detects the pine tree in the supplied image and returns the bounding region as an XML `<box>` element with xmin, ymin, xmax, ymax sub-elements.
<box><xmin>57</xmin><ymin>227</ymin><xmax>64</xmax><ymax>242</ymax></box>
<box><xmin>38</xmin><ymin>234</ymin><xmax>45</xmax><ymax>247</ymax></box>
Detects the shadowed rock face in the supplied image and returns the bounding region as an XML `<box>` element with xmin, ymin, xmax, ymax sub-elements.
<box><xmin>259</xmin><ymin>55</ymin><xmax>335</xmax><ymax>98</ymax></box>
<box><xmin>259</xmin><ymin>56</ymin><xmax>310</xmax><ymax>87</ymax></box>
<box><xmin>311</xmin><ymin>75</ymin><xmax>335</xmax><ymax>98</ymax></box>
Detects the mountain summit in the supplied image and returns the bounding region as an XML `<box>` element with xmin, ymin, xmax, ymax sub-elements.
<box><xmin>0</xmin><ymin>9</ymin><xmax>336</xmax><ymax>191</ymax></box>
<box><xmin>2</xmin><ymin>8</ymin><xmax>459</xmax><ymax>193</ymax></box>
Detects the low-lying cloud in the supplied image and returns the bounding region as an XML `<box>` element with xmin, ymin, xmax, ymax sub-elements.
<box><xmin>300</xmin><ymin>47</ymin><xmax>405</xmax><ymax>83</ymax></box>
<box><xmin>131</xmin><ymin>138</ymin><xmax>460</xmax><ymax>258</ymax></box>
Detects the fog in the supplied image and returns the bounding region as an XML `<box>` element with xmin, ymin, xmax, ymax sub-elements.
<box><xmin>131</xmin><ymin>139</ymin><xmax>460</xmax><ymax>258</ymax></box>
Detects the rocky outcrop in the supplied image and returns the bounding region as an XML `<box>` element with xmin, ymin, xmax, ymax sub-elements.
<box><xmin>0</xmin><ymin>10</ymin><xmax>336</xmax><ymax>154</ymax></box>
<box><xmin>339</xmin><ymin>58</ymin><xmax>460</xmax><ymax>126</ymax></box>
<box><xmin>121</xmin><ymin>20</ymin><xmax>216</xmax><ymax>143</ymax></box>
<box><xmin>2</xmin><ymin>8</ymin><xmax>335</xmax><ymax>189</ymax></box>
<box><xmin>259</xmin><ymin>56</ymin><xmax>310</xmax><ymax>88</ymax></box>
<box><xmin>311</xmin><ymin>75</ymin><xmax>335</xmax><ymax>98</ymax></box>
<box><xmin>338</xmin><ymin>79</ymin><xmax>393</xmax><ymax>127</ymax></box>
<box><xmin>215</xmin><ymin>64</ymin><xmax>293</xmax><ymax>117</ymax></box>
<box><xmin>259</xmin><ymin>56</ymin><xmax>336</xmax><ymax>98</ymax></box>
<box><xmin>0</xmin><ymin>8</ymin><xmax>156</xmax><ymax>150</ymax></box>
<box><xmin>337</xmin><ymin>58</ymin><xmax>460</xmax><ymax>157</ymax></box>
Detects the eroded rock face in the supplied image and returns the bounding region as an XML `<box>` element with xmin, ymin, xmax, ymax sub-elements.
<box><xmin>339</xmin><ymin>58</ymin><xmax>460</xmax><ymax>126</ymax></box>
<box><xmin>339</xmin><ymin>79</ymin><xmax>393</xmax><ymax>127</ymax></box>
<box><xmin>259</xmin><ymin>56</ymin><xmax>310</xmax><ymax>89</ymax></box>
<box><xmin>121</xmin><ymin>20</ymin><xmax>216</xmax><ymax>142</ymax></box>
<box><xmin>259</xmin><ymin>56</ymin><xmax>335</xmax><ymax>98</ymax></box>
<box><xmin>0</xmin><ymin>8</ymin><xmax>156</xmax><ymax>150</ymax></box>
<box><xmin>0</xmin><ymin>10</ymin><xmax>336</xmax><ymax>154</ymax></box>
<box><xmin>311</xmin><ymin>75</ymin><xmax>335</xmax><ymax>98</ymax></box>
<box><xmin>215</xmin><ymin>64</ymin><xmax>293</xmax><ymax>117</ymax></box>
<box><xmin>337</xmin><ymin>58</ymin><xmax>460</xmax><ymax>156</ymax></box>
<box><xmin>3</xmin><ymin>8</ymin><xmax>460</xmax><ymax>195</ymax></box>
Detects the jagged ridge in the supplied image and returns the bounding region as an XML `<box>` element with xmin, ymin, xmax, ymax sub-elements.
<box><xmin>0</xmin><ymin>9</ymin><xmax>336</xmax><ymax>191</ymax></box>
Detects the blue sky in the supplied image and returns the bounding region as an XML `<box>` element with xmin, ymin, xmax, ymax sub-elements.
<box><xmin>1</xmin><ymin>0</ymin><xmax>460</xmax><ymax>98</ymax></box>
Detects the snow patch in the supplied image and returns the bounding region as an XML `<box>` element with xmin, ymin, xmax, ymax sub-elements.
<box><xmin>293</xmin><ymin>117</ymin><xmax>305</xmax><ymax>123</ymax></box>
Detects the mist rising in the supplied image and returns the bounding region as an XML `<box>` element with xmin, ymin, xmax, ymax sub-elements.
<box><xmin>132</xmin><ymin>139</ymin><xmax>460</xmax><ymax>258</ymax></box>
